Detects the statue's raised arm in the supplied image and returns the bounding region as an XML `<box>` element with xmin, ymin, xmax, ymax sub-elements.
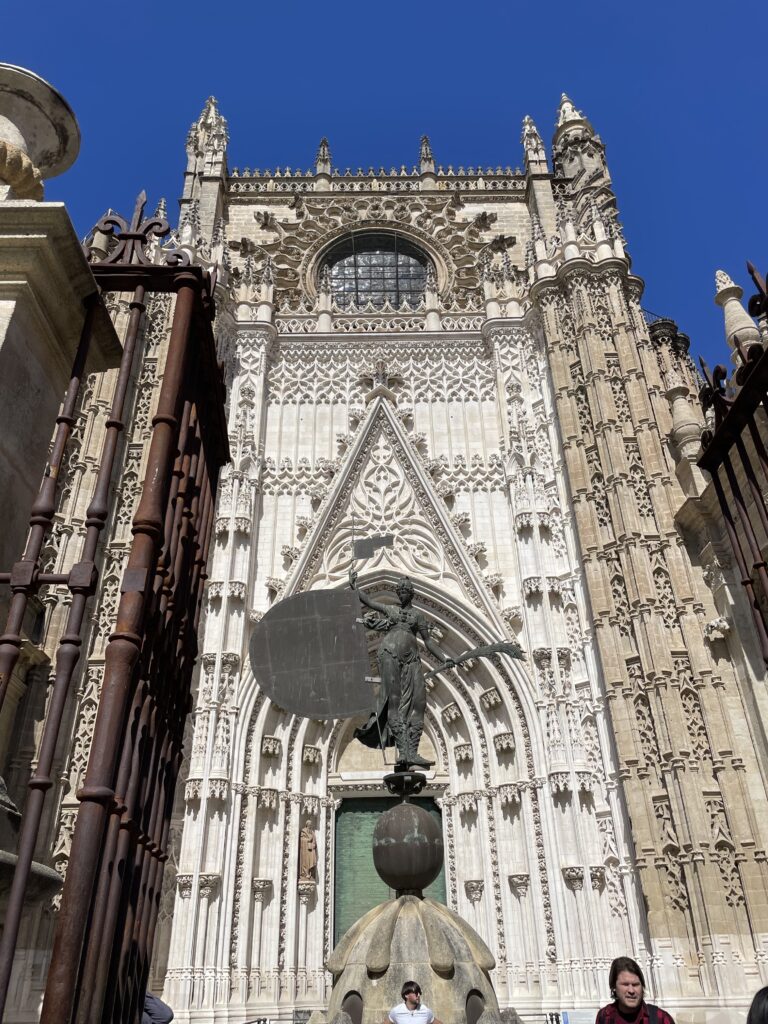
<box><xmin>348</xmin><ymin>568</ymin><xmax>392</xmax><ymax>619</ymax></box>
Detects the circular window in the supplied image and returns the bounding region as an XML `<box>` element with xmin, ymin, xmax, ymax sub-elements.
<box><xmin>323</xmin><ymin>232</ymin><xmax>430</xmax><ymax>311</ymax></box>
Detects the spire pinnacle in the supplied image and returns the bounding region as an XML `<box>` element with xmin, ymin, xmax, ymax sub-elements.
<box><xmin>521</xmin><ymin>116</ymin><xmax>548</xmax><ymax>172</ymax></box>
<box><xmin>714</xmin><ymin>267</ymin><xmax>761</xmax><ymax>354</ymax></box>
<box><xmin>194</xmin><ymin>96</ymin><xmax>228</xmax><ymax>146</ymax></box>
<box><xmin>186</xmin><ymin>96</ymin><xmax>228</xmax><ymax>176</ymax></box>
<box><xmin>521</xmin><ymin>116</ymin><xmax>543</xmax><ymax>150</ymax></box>
<box><xmin>419</xmin><ymin>135</ymin><xmax>435</xmax><ymax>174</ymax></box>
<box><xmin>315</xmin><ymin>137</ymin><xmax>332</xmax><ymax>175</ymax></box>
<box><xmin>557</xmin><ymin>93</ymin><xmax>583</xmax><ymax>127</ymax></box>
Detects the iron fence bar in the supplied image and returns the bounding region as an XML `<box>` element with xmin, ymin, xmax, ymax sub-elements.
<box><xmin>81</xmin><ymin>403</ymin><xmax>195</xmax><ymax>1024</ymax></box>
<box><xmin>0</xmin><ymin>286</ymin><xmax>147</xmax><ymax>1020</ymax></box>
<box><xmin>712</xmin><ymin>469</ymin><xmax>768</xmax><ymax>666</ymax></box>
<box><xmin>0</xmin><ymin>293</ymin><xmax>99</xmax><ymax>721</ymax></box>
<box><xmin>130</xmin><ymin>748</ymin><xmax>180</xmax><ymax>1024</ymax></box>
<box><xmin>110</xmin><ymin>412</ymin><xmax>202</xmax><ymax>1024</ymax></box>
<box><xmin>0</xmin><ymin>573</ymin><xmax>69</xmax><ymax>585</ymax></box>
<box><xmin>121</xmin><ymin>729</ymin><xmax>173</xmax><ymax>1024</ymax></box>
<box><xmin>74</xmin><ymin>680</ymin><xmax>146</xmax><ymax>1024</ymax></box>
<box><xmin>699</xmin><ymin>345</ymin><xmax>768</xmax><ymax>473</ymax></box>
<box><xmin>746</xmin><ymin>416</ymin><xmax>768</xmax><ymax>488</ymax></box>
<box><xmin>734</xmin><ymin>435</ymin><xmax>768</xmax><ymax>539</ymax></box>
<box><xmin>40</xmin><ymin>272</ymin><xmax>198</xmax><ymax>1024</ymax></box>
<box><xmin>132</xmin><ymin>749</ymin><xmax>181</xmax><ymax>1024</ymax></box>
<box><xmin>143</xmin><ymin>397</ymin><xmax>197</xmax><ymax>689</ymax></box>
<box><xmin>100</xmin><ymin>691</ymin><xmax>157</xmax><ymax>1024</ymax></box>
<box><xmin>124</xmin><ymin>417</ymin><xmax>203</xmax><ymax>1024</ymax></box>
<box><xmin>102</xmin><ymin>689</ymin><xmax>154</xmax><ymax>1020</ymax></box>
<box><xmin>111</xmin><ymin>399</ymin><xmax>208</xmax><ymax>1024</ymax></box>
<box><xmin>722</xmin><ymin>452</ymin><xmax>768</xmax><ymax>606</ymax></box>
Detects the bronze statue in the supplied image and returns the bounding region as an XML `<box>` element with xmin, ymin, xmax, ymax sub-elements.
<box><xmin>349</xmin><ymin>571</ymin><xmax>452</xmax><ymax>769</ymax></box>
<box><xmin>349</xmin><ymin>570</ymin><xmax>526</xmax><ymax>770</ymax></box>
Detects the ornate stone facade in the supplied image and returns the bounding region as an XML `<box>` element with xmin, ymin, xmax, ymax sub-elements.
<box><xmin>155</xmin><ymin>96</ymin><xmax>768</xmax><ymax>1022</ymax></box>
<box><xmin>4</xmin><ymin>93</ymin><xmax>768</xmax><ymax>1024</ymax></box>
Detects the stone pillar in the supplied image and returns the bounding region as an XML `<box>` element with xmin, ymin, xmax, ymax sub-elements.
<box><xmin>508</xmin><ymin>871</ymin><xmax>536</xmax><ymax>987</ymax></box>
<box><xmin>169</xmin><ymin>874</ymin><xmax>194</xmax><ymax>1008</ymax></box>
<box><xmin>562</xmin><ymin>866</ymin><xmax>588</xmax><ymax>997</ymax></box>
<box><xmin>195</xmin><ymin>874</ymin><xmax>219</xmax><ymax>1004</ymax></box>
<box><xmin>250</xmin><ymin>878</ymin><xmax>272</xmax><ymax>998</ymax></box>
<box><xmin>297</xmin><ymin>880</ymin><xmax>315</xmax><ymax>995</ymax></box>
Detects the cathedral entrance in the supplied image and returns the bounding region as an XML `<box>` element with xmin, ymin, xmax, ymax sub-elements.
<box><xmin>334</xmin><ymin>797</ymin><xmax>446</xmax><ymax>943</ymax></box>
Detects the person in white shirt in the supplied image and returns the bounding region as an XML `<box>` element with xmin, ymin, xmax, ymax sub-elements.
<box><xmin>387</xmin><ymin>982</ymin><xmax>442</xmax><ymax>1024</ymax></box>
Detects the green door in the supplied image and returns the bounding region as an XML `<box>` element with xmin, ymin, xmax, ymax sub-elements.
<box><xmin>333</xmin><ymin>797</ymin><xmax>446</xmax><ymax>944</ymax></box>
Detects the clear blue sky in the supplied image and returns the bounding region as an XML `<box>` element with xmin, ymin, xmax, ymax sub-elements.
<box><xmin>6</xmin><ymin>1</ymin><xmax>767</xmax><ymax>367</ymax></box>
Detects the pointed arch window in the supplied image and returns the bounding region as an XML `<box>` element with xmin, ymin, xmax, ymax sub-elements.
<box><xmin>323</xmin><ymin>232</ymin><xmax>429</xmax><ymax>310</ymax></box>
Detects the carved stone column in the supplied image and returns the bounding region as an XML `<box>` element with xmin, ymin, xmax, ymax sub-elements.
<box><xmin>195</xmin><ymin>874</ymin><xmax>219</xmax><ymax>1004</ymax></box>
<box><xmin>165</xmin><ymin>874</ymin><xmax>194</xmax><ymax>1008</ymax></box>
<box><xmin>250</xmin><ymin>878</ymin><xmax>272</xmax><ymax>998</ymax></box>
<box><xmin>562</xmin><ymin>866</ymin><xmax>588</xmax><ymax>994</ymax></box>
<box><xmin>508</xmin><ymin>872</ymin><xmax>539</xmax><ymax>979</ymax></box>
<box><xmin>297</xmin><ymin>880</ymin><xmax>316</xmax><ymax>995</ymax></box>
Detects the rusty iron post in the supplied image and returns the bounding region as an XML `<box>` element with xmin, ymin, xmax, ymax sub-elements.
<box><xmin>0</xmin><ymin>187</ymin><xmax>227</xmax><ymax>1024</ymax></box>
<box><xmin>0</xmin><ymin>286</ymin><xmax>146</xmax><ymax>1021</ymax></box>
<box><xmin>39</xmin><ymin>274</ymin><xmax>199</xmax><ymax>1024</ymax></box>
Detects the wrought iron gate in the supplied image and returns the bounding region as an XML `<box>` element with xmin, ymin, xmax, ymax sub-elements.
<box><xmin>0</xmin><ymin>195</ymin><xmax>229</xmax><ymax>1024</ymax></box>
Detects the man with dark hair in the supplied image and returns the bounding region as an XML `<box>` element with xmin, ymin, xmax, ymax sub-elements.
<box><xmin>747</xmin><ymin>986</ymin><xmax>768</xmax><ymax>1024</ymax></box>
<box><xmin>595</xmin><ymin>957</ymin><xmax>675</xmax><ymax>1024</ymax></box>
<box><xmin>386</xmin><ymin>982</ymin><xmax>442</xmax><ymax>1024</ymax></box>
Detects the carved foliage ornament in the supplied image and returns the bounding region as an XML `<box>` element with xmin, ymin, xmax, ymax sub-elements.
<box><xmin>238</xmin><ymin>192</ymin><xmax>496</xmax><ymax>301</ymax></box>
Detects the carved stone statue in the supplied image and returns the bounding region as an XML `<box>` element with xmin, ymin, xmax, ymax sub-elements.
<box><xmin>349</xmin><ymin>572</ymin><xmax>456</xmax><ymax>769</ymax></box>
<box><xmin>299</xmin><ymin>820</ymin><xmax>317</xmax><ymax>882</ymax></box>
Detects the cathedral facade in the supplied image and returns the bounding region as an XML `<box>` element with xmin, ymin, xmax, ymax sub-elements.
<box><xmin>7</xmin><ymin>92</ymin><xmax>768</xmax><ymax>1023</ymax></box>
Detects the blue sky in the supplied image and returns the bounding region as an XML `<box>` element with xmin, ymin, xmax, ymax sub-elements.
<box><xmin>6</xmin><ymin>1</ymin><xmax>767</xmax><ymax>366</ymax></box>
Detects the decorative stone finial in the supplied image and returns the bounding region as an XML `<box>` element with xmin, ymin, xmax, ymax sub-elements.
<box><xmin>714</xmin><ymin>267</ymin><xmax>761</xmax><ymax>353</ymax></box>
<box><xmin>419</xmin><ymin>134</ymin><xmax>435</xmax><ymax>174</ymax></box>
<box><xmin>200</xmin><ymin>97</ymin><xmax>228</xmax><ymax>139</ymax></box>
<box><xmin>188</xmin><ymin>96</ymin><xmax>228</xmax><ymax>154</ymax></box>
<box><xmin>715</xmin><ymin>269</ymin><xmax>737</xmax><ymax>293</ymax></box>
<box><xmin>0</xmin><ymin>63</ymin><xmax>80</xmax><ymax>200</ymax></box>
<box><xmin>521</xmin><ymin>116</ymin><xmax>543</xmax><ymax>150</ymax></box>
<box><xmin>521</xmin><ymin>116</ymin><xmax>548</xmax><ymax>172</ymax></box>
<box><xmin>315</xmin><ymin>137</ymin><xmax>332</xmax><ymax>175</ymax></box>
<box><xmin>186</xmin><ymin>96</ymin><xmax>228</xmax><ymax>178</ymax></box>
<box><xmin>557</xmin><ymin>93</ymin><xmax>583</xmax><ymax>127</ymax></box>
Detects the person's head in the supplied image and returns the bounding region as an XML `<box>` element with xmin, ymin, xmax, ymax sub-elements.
<box><xmin>396</xmin><ymin>577</ymin><xmax>414</xmax><ymax>607</ymax></box>
<box><xmin>609</xmin><ymin>957</ymin><xmax>645</xmax><ymax>1013</ymax></box>
<box><xmin>747</xmin><ymin>986</ymin><xmax>768</xmax><ymax>1024</ymax></box>
<box><xmin>401</xmin><ymin>982</ymin><xmax>422</xmax><ymax>1009</ymax></box>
